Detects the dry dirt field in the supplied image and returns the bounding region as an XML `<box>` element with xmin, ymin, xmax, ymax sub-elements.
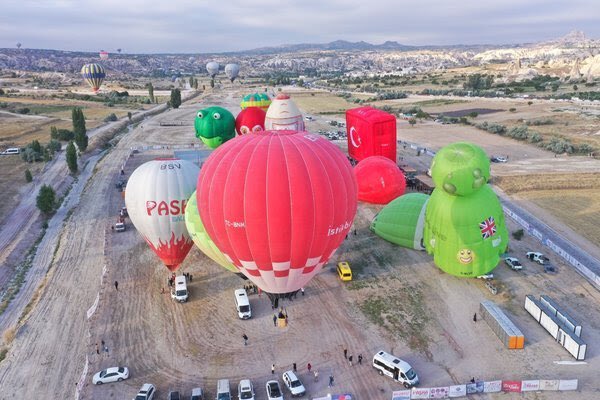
<box><xmin>0</xmin><ymin>88</ymin><xmax>599</xmax><ymax>400</ymax></box>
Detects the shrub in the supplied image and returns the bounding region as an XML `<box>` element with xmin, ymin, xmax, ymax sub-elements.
<box><xmin>512</xmin><ymin>229</ymin><xmax>524</xmax><ymax>240</ymax></box>
<box><xmin>104</xmin><ymin>113</ymin><xmax>118</xmax><ymax>122</ymax></box>
<box><xmin>25</xmin><ymin>169</ymin><xmax>32</xmax><ymax>182</ymax></box>
<box><xmin>509</xmin><ymin>108</ymin><xmax>516</xmax><ymax>112</ymax></box>
<box><xmin>528</xmin><ymin>133</ymin><xmax>542</xmax><ymax>143</ymax></box>
<box><xmin>36</xmin><ymin>185</ymin><xmax>56</xmax><ymax>214</ymax></box>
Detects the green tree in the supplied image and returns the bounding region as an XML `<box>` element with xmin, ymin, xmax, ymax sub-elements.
<box><xmin>127</xmin><ymin>111</ymin><xmax>132</xmax><ymax>121</ymax></box>
<box><xmin>189</xmin><ymin>76</ymin><xmax>194</xmax><ymax>87</ymax></box>
<box><xmin>170</xmin><ymin>89</ymin><xmax>182</xmax><ymax>109</ymax></box>
<box><xmin>25</xmin><ymin>169</ymin><xmax>32</xmax><ymax>182</ymax></box>
<box><xmin>30</xmin><ymin>140</ymin><xmax>42</xmax><ymax>153</ymax></box>
<box><xmin>573</xmin><ymin>84</ymin><xmax>578</xmax><ymax>91</ymax></box>
<box><xmin>408</xmin><ymin>118</ymin><xmax>417</xmax><ymax>127</ymax></box>
<box><xmin>50</xmin><ymin>125</ymin><xmax>58</xmax><ymax>139</ymax></box>
<box><xmin>72</xmin><ymin>108</ymin><xmax>88</xmax><ymax>151</ymax></box>
<box><xmin>36</xmin><ymin>184</ymin><xmax>56</xmax><ymax>214</ymax></box>
<box><xmin>193</xmin><ymin>78</ymin><xmax>199</xmax><ymax>89</ymax></box>
<box><xmin>147</xmin><ymin>82</ymin><xmax>154</xmax><ymax>102</ymax></box>
<box><xmin>47</xmin><ymin>139</ymin><xmax>61</xmax><ymax>155</ymax></box>
<box><xmin>66</xmin><ymin>141</ymin><xmax>78</xmax><ymax>173</ymax></box>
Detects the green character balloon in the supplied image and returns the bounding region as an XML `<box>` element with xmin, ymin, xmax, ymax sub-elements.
<box><xmin>194</xmin><ymin>106</ymin><xmax>235</xmax><ymax>149</ymax></box>
<box><xmin>424</xmin><ymin>142</ymin><xmax>508</xmax><ymax>277</ymax></box>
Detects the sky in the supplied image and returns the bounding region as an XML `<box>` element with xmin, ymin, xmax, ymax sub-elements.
<box><xmin>0</xmin><ymin>0</ymin><xmax>598</xmax><ymax>53</ymax></box>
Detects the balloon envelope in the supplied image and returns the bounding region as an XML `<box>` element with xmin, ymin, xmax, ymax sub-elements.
<box><xmin>264</xmin><ymin>93</ymin><xmax>304</xmax><ymax>131</ymax></box>
<box><xmin>81</xmin><ymin>63</ymin><xmax>106</xmax><ymax>93</ymax></box>
<box><xmin>224</xmin><ymin>63</ymin><xmax>240</xmax><ymax>82</ymax></box>
<box><xmin>370</xmin><ymin>193</ymin><xmax>429</xmax><ymax>250</ymax></box>
<box><xmin>194</xmin><ymin>106</ymin><xmax>236</xmax><ymax>149</ymax></box>
<box><xmin>355</xmin><ymin>156</ymin><xmax>406</xmax><ymax>204</ymax></box>
<box><xmin>206</xmin><ymin>61</ymin><xmax>220</xmax><ymax>78</ymax></box>
<box><xmin>430</xmin><ymin>142</ymin><xmax>490</xmax><ymax>197</ymax></box>
<box><xmin>185</xmin><ymin>190</ymin><xmax>238</xmax><ymax>273</ymax></box>
<box><xmin>125</xmin><ymin>159</ymin><xmax>200</xmax><ymax>272</ymax></box>
<box><xmin>197</xmin><ymin>130</ymin><xmax>358</xmax><ymax>294</ymax></box>
<box><xmin>99</xmin><ymin>50</ymin><xmax>109</xmax><ymax>60</ymax></box>
<box><xmin>346</xmin><ymin>106</ymin><xmax>397</xmax><ymax>162</ymax></box>
<box><xmin>235</xmin><ymin>107</ymin><xmax>266</xmax><ymax>135</ymax></box>
<box><xmin>240</xmin><ymin>93</ymin><xmax>271</xmax><ymax>111</ymax></box>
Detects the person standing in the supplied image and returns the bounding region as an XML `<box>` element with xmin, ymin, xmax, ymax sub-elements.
<box><xmin>293</xmin><ymin>363</ymin><xmax>297</xmax><ymax>372</ymax></box>
<box><xmin>473</xmin><ymin>313</ymin><xmax>477</xmax><ymax>322</ymax></box>
<box><xmin>114</xmin><ymin>281</ymin><xmax>118</xmax><ymax>290</ymax></box>
<box><xmin>348</xmin><ymin>355</ymin><xmax>353</xmax><ymax>366</ymax></box>
<box><xmin>314</xmin><ymin>370</ymin><xmax>319</xmax><ymax>382</ymax></box>
<box><xmin>307</xmin><ymin>363</ymin><xmax>312</xmax><ymax>372</ymax></box>
<box><xmin>358</xmin><ymin>354</ymin><xmax>363</xmax><ymax>365</ymax></box>
<box><xmin>271</xmin><ymin>364</ymin><xmax>275</xmax><ymax>374</ymax></box>
<box><xmin>329</xmin><ymin>374</ymin><xmax>334</xmax><ymax>387</ymax></box>
<box><xmin>242</xmin><ymin>333</ymin><xmax>248</xmax><ymax>346</ymax></box>
<box><xmin>343</xmin><ymin>348</ymin><xmax>347</xmax><ymax>359</ymax></box>
<box><xmin>273</xmin><ymin>314</ymin><xmax>278</xmax><ymax>327</ymax></box>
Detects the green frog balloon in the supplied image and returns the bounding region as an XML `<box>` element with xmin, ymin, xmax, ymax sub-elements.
<box><xmin>194</xmin><ymin>106</ymin><xmax>235</xmax><ymax>149</ymax></box>
<box><xmin>424</xmin><ymin>142</ymin><xmax>508</xmax><ymax>277</ymax></box>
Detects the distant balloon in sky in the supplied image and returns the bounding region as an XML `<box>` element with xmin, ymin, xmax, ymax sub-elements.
<box><xmin>16</xmin><ymin>42</ymin><xmax>22</xmax><ymax>49</ymax></box>
<box><xmin>125</xmin><ymin>158</ymin><xmax>200</xmax><ymax>272</ymax></box>
<box><xmin>264</xmin><ymin>93</ymin><xmax>304</xmax><ymax>131</ymax></box>
<box><xmin>196</xmin><ymin>130</ymin><xmax>358</xmax><ymax>299</ymax></box>
<box><xmin>206</xmin><ymin>61</ymin><xmax>220</xmax><ymax>78</ymax></box>
<box><xmin>81</xmin><ymin>63</ymin><xmax>106</xmax><ymax>93</ymax></box>
<box><xmin>117</xmin><ymin>48</ymin><xmax>122</xmax><ymax>54</ymax></box>
<box><xmin>194</xmin><ymin>106</ymin><xmax>236</xmax><ymax>149</ymax></box>
<box><xmin>99</xmin><ymin>50</ymin><xmax>109</xmax><ymax>60</ymax></box>
<box><xmin>354</xmin><ymin>156</ymin><xmax>406</xmax><ymax>204</ymax></box>
<box><xmin>224</xmin><ymin>63</ymin><xmax>240</xmax><ymax>82</ymax></box>
<box><xmin>235</xmin><ymin>107</ymin><xmax>266</xmax><ymax>135</ymax></box>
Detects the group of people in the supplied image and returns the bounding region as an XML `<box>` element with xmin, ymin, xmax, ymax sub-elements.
<box><xmin>343</xmin><ymin>348</ymin><xmax>363</xmax><ymax>366</ymax></box>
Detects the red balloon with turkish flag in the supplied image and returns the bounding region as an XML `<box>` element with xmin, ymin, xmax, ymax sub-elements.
<box><xmin>235</xmin><ymin>107</ymin><xmax>266</xmax><ymax>135</ymax></box>
<box><xmin>196</xmin><ymin>130</ymin><xmax>357</xmax><ymax>299</ymax></box>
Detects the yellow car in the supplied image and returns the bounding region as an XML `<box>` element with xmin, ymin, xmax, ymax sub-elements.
<box><xmin>336</xmin><ymin>262</ymin><xmax>353</xmax><ymax>281</ymax></box>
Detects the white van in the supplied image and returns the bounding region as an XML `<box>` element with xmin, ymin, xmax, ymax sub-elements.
<box><xmin>216</xmin><ymin>379</ymin><xmax>231</xmax><ymax>400</ymax></box>
<box><xmin>171</xmin><ymin>275</ymin><xmax>188</xmax><ymax>303</ymax></box>
<box><xmin>234</xmin><ymin>289</ymin><xmax>251</xmax><ymax>319</ymax></box>
<box><xmin>1</xmin><ymin>147</ymin><xmax>20</xmax><ymax>155</ymax></box>
<box><xmin>372</xmin><ymin>350</ymin><xmax>419</xmax><ymax>388</ymax></box>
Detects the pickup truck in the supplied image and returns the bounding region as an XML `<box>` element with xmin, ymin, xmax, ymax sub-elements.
<box><xmin>526</xmin><ymin>252</ymin><xmax>549</xmax><ymax>265</ymax></box>
<box><xmin>114</xmin><ymin>222</ymin><xmax>126</xmax><ymax>232</ymax></box>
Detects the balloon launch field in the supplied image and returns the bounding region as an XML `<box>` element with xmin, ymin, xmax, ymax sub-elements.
<box><xmin>1</xmin><ymin>88</ymin><xmax>600</xmax><ymax>399</ymax></box>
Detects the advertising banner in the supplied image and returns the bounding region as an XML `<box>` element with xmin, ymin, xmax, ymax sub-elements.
<box><xmin>558</xmin><ymin>379</ymin><xmax>578</xmax><ymax>391</ymax></box>
<box><xmin>428</xmin><ymin>387</ymin><xmax>449</xmax><ymax>398</ymax></box>
<box><xmin>391</xmin><ymin>390</ymin><xmax>411</xmax><ymax>400</ymax></box>
<box><xmin>466</xmin><ymin>382</ymin><xmax>484</xmax><ymax>394</ymax></box>
<box><xmin>410</xmin><ymin>387</ymin><xmax>431</xmax><ymax>399</ymax></box>
<box><xmin>539</xmin><ymin>380</ymin><xmax>560</xmax><ymax>391</ymax></box>
<box><xmin>521</xmin><ymin>380</ymin><xmax>540</xmax><ymax>391</ymax></box>
<box><xmin>483</xmin><ymin>380</ymin><xmax>502</xmax><ymax>393</ymax></box>
<box><xmin>502</xmin><ymin>380</ymin><xmax>522</xmax><ymax>392</ymax></box>
<box><xmin>448</xmin><ymin>385</ymin><xmax>466</xmax><ymax>398</ymax></box>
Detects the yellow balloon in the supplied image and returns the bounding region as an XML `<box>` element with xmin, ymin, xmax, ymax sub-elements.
<box><xmin>185</xmin><ymin>190</ymin><xmax>238</xmax><ymax>273</ymax></box>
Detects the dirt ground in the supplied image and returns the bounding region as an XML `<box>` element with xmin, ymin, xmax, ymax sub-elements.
<box><xmin>0</xmin><ymin>88</ymin><xmax>599</xmax><ymax>400</ymax></box>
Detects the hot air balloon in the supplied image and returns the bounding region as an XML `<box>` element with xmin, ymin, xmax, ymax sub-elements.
<box><xmin>235</xmin><ymin>107</ymin><xmax>266</xmax><ymax>135</ymax></box>
<box><xmin>354</xmin><ymin>156</ymin><xmax>406</xmax><ymax>204</ymax></box>
<box><xmin>346</xmin><ymin>106</ymin><xmax>397</xmax><ymax>162</ymax></box>
<box><xmin>117</xmin><ymin>48</ymin><xmax>122</xmax><ymax>54</ymax></box>
<box><xmin>264</xmin><ymin>93</ymin><xmax>305</xmax><ymax>131</ymax></box>
<box><xmin>224</xmin><ymin>63</ymin><xmax>240</xmax><ymax>82</ymax></box>
<box><xmin>99</xmin><ymin>50</ymin><xmax>109</xmax><ymax>60</ymax></box>
<box><xmin>194</xmin><ymin>106</ymin><xmax>236</xmax><ymax>149</ymax></box>
<box><xmin>185</xmin><ymin>190</ymin><xmax>239</xmax><ymax>274</ymax></box>
<box><xmin>424</xmin><ymin>142</ymin><xmax>508</xmax><ymax>277</ymax></box>
<box><xmin>197</xmin><ymin>130</ymin><xmax>357</xmax><ymax>304</ymax></box>
<box><xmin>370</xmin><ymin>193</ymin><xmax>429</xmax><ymax>250</ymax></box>
<box><xmin>206</xmin><ymin>61</ymin><xmax>220</xmax><ymax>78</ymax></box>
<box><xmin>125</xmin><ymin>158</ymin><xmax>200</xmax><ymax>272</ymax></box>
<box><xmin>81</xmin><ymin>63</ymin><xmax>106</xmax><ymax>93</ymax></box>
<box><xmin>240</xmin><ymin>93</ymin><xmax>271</xmax><ymax>111</ymax></box>
<box><xmin>16</xmin><ymin>42</ymin><xmax>22</xmax><ymax>49</ymax></box>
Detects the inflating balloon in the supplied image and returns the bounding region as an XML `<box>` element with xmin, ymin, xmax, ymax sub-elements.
<box><xmin>371</xmin><ymin>193</ymin><xmax>429</xmax><ymax>250</ymax></box>
<box><xmin>346</xmin><ymin>106</ymin><xmax>396</xmax><ymax>162</ymax></box>
<box><xmin>194</xmin><ymin>106</ymin><xmax>236</xmax><ymax>149</ymax></box>
<box><xmin>81</xmin><ymin>63</ymin><xmax>106</xmax><ymax>93</ymax></box>
<box><xmin>185</xmin><ymin>190</ymin><xmax>238</xmax><ymax>273</ymax></box>
<box><xmin>197</xmin><ymin>130</ymin><xmax>357</xmax><ymax>303</ymax></box>
<box><xmin>240</xmin><ymin>93</ymin><xmax>271</xmax><ymax>111</ymax></box>
<box><xmin>125</xmin><ymin>159</ymin><xmax>200</xmax><ymax>272</ymax></box>
<box><xmin>235</xmin><ymin>107</ymin><xmax>266</xmax><ymax>135</ymax></box>
<box><xmin>355</xmin><ymin>156</ymin><xmax>406</xmax><ymax>204</ymax></box>
<box><xmin>264</xmin><ymin>93</ymin><xmax>304</xmax><ymax>131</ymax></box>
<box><xmin>424</xmin><ymin>142</ymin><xmax>508</xmax><ymax>277</ymax></box>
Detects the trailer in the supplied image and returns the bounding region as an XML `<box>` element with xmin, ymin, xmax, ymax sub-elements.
<box><xmin>480</xmin><ymin>301</ymin><xmax>524</xmax><ymax>349</ymax></box>
<box><xmin>539</xmin><ymin>295</ymin><xmax>582</xmax><ymax>337</ymax></box>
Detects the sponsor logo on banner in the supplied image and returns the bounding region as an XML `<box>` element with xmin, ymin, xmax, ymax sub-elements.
<box><xmin>448</xmin><ymin>385</ymin><xmax>466</xmax><ymax>397</ymax></box>
<box><xmin>466</xmin><ymin>382</ymin><xmax>484</xmax><ymax>394</ymax></box>
<box><xmin>429</xmin><ymin>387</ymin><xmax>449</xmax><ymax>398</ymax></box>
<box><xmin>391</xmin><ymin>390</ymin><xmax>411</xmax><ymax>400</ymax></box>
<box><xmin>483</xmin><ymin>380</ymin><xmax>502</xmax><ymax>393</ymax></box>
<box><xmin>521</xmin><ymin>380</ymin><xmax>540</xmax><ymax>391</ymax></box>
<box><xmin>558</xmin><ymin>379</ymin><xmax>578</xmax><ymax>391</ymax></box>
<box><xmin>502</xmin><ymin>380</ymin><xmax>522</xmax><ymax>392</ymax></box>
<box><xmin>410</xmin><ymin>387</ymin><xmax>430</xmax><ymax>399</ymax></box>
<box><xmin>539</xmin><ymin>380</ymin><xmax>560</xmax><ymax>391</ymax></box>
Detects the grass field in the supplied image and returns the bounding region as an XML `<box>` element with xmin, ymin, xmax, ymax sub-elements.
<box><xmin>0</xmin><ymin>156</ymin><xmax>44</xmax><ymax>220</ymax></box>
<box><xmin>495</xmin><ymin>173</ymin><xmax>600</xmax><ymax>193</ymax></box>
<box><xmin>290</xmin><ymin>91</ymin><xmax>353</xmax><ymax>115</ymax></box>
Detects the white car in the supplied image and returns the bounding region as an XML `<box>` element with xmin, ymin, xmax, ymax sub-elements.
<box><xmin>238</xmin><ymin>379</ymin><xmax>254</xmax><ymax>400</ymax></box>
<box><xmin>476</xmin><ymin>273</ymin><xmax>494</xmax><ymax>280</ymax></box>
<box><xmin>134</xmin><ymin>383</ymin><xmax>156</xmax><ymax>400</ymax></box>
<box><xmin>526</xmin><ymin>251</ymin><xmax>549</xmax><ymax>265</ymax></box>
<box><xmin>491</xmin><ymin>156</ymin><xmax>508</xmax><ymax>163</ymax></box>
<box><xmin>266</xmin><ymin>380</ymin><xmax>284</xmax><ymax>400</ymax></box>
<box><xmin>282</xmin><ymin>371</ymin><xmax>306</xmax><ymax>397</ymax></box>
<box><xmin>504</xmin><ymin>257</ymin><xmax>523</xmax><ymax>270</ymax></box>
<box><xmin>92</xmin><ymin>366</ymin><xmax>129</xmax><ymax>384</ymax></box>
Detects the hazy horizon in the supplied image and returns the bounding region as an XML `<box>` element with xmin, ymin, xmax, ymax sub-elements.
<box><xmin>1</xmin><ymin>0</ymin><xmax>598</xmax><ymax>53</ymax></box>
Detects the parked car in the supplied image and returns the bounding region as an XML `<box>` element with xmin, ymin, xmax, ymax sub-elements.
<box><xmin>491</xmin><ymin>156</ymin><xmax>508</xmax><ymax>163</ymax></box>
<box><xmin>336</xmin><ymin>261</ymin><xmax>352</xmax><ymax>281</ymax></box>
<box><xmin>526</xmin><ymin>252</ymin><xmax>549</xmax><ymax>265</ymax></box>
<box><xmin>133</xmin><ymin>383</ymin><xmax>156</xmax><ymax>400</ymax></box>
<box><xmin>168</xmin><ymin>391</ymin><xmax>180</xmax><ymax>400</ymax></box>
<box><xmin>115</xmin><ymin>222</ymin><xmax>126</xmax><ymax>232</ymax></box>
<box><xmin>237</xmin><ymin>379</ymin><xmax>255</xmax><ymax>400</ymax></box>
<box><xmin>92</xmin><ymin>366</ymin><xmax>129</xmax><ymax>384</ymax></box>
<box><xmin>265</xmin><ymin>380</ymin><xmax>284</xmax><ymax>400</ymax></box>
<box><xmin>476</xmin><ymin>273</ymin><xmax>494</xmax><ymax>280</ymax></box>
<box><xmin>282</xmin><ymin>371</ymin><xmax>306</xmax><ymax>397</ymax></box>
<box><xmin>504</xmin><ymin>257</ymin><xmax>523</xmax><ymax>270</ymax></box>
<box><xmin>190</xmin><ymin>387</ymin><xmax>204</xmax><ymax>400</ymax></box>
